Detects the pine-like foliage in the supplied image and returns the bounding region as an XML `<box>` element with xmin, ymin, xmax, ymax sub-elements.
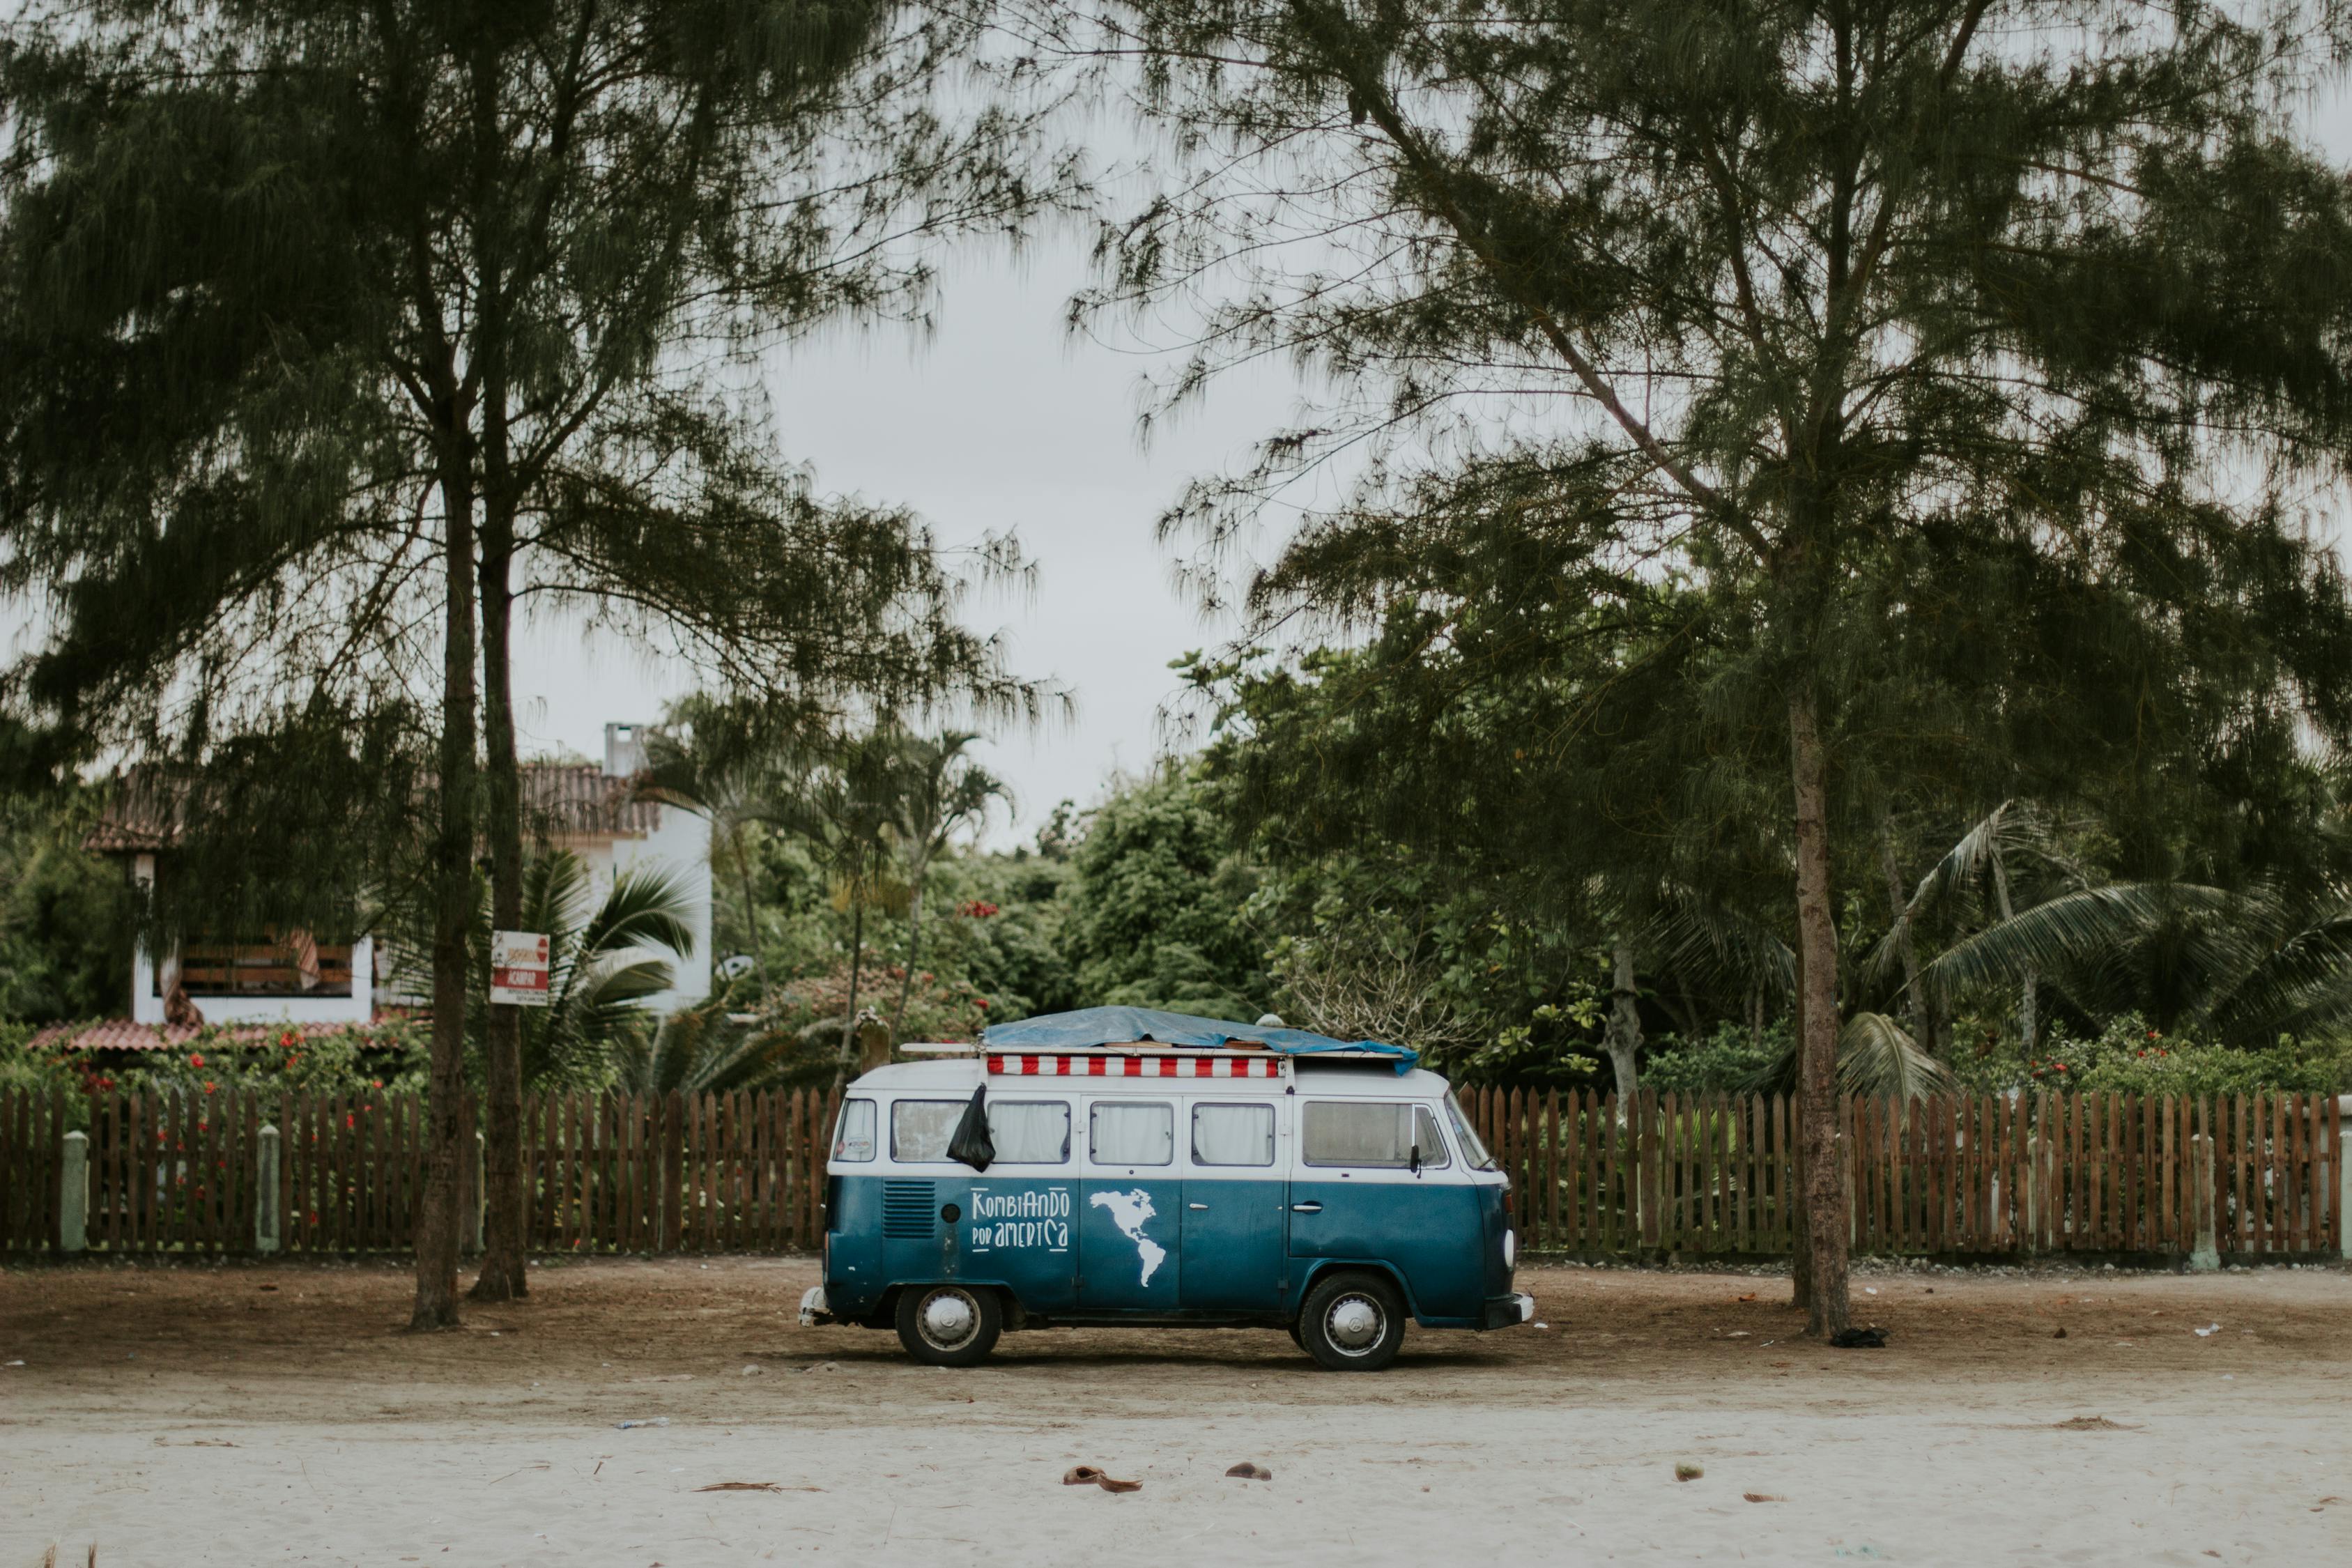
<box><xmin>1049</xmin><ymin>0</ymin><xmax>2352</xmax><ymax>1333</ymax></box>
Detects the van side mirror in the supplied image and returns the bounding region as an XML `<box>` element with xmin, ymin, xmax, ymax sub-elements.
<box><xmin>1410</xmin><ymin>1141</ymin><xmax>1422</xmax><ymax>1176</ymax></box>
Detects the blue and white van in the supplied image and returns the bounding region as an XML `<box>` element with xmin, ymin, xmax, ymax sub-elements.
<box><xmin>799</xmin><ymin>1007</ymin><xmax>1535</xmax><ymax>1371</ymax></box>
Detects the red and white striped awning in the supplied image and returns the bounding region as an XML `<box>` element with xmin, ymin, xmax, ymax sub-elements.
<box><xmin>985</xmin><ymin>1052</ymin><xmax>1285</xmax><ymax>1079</ymax></box>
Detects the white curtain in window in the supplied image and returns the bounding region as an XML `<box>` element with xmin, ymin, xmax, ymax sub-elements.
<box><xmin>1089</xmin><ymin>1101</ymin><xmax>1174</xmax><ymax>1166</ymax></box>
<box><xmin>891</xmin><ymin>1100</ymin><xmax>964</xmax><ymax>1162</ymax></box>
<box><xmin>1192</xmin><ymin>1102</ymin><xmax>1275</xmax><ymax>1167</ymax></box>
<box><xmin>987</xmin><ymin>1100</ymin><xmax>1070</xmax><ymax>1164</ymax></box>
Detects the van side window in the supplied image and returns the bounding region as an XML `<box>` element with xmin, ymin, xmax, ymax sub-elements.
<box><xmin>890</xmin><ymin>1099</ymin><xmax>968</xmax><ymax>1162</ymax></box>
<box><xmin>1089</xmin><ymin>1101</ymin><xmax>1174</xmax><ymax>1166</ymax></box>
<box><xmin>833</xmin><ymin>1098</ymin><xmax>877</xmax><ymax>1162</ymax></box>
<box><xmin>1444</xmin><ymin>1091</ymin><xmax>1497</xmax><ymax>1171</ymax></box>
<box><xmin>1302</xmin><ymin>1101</ymin><xmax>1452</xmax><ymax>1169</ymax></box>
<box><xmin>987</xmin><ymin>1100</ymin><xmax>1072</xmax><ymax>1164</ymax></box>
<box><xmin>1192</xmin><ymin>1102</ymin><xmax>1275</xmax><ymax>1167</ymax></box>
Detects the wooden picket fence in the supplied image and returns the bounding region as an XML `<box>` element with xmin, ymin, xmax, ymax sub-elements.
<box><xmin>2</xmin><ymin>1084</ymin><xmax>2341</xmax><ymax>1259</ymax></box>
<box><xmin>1459</xmin><ymin>1088</ymin><xmax>2345</xmax><ymax>1256</ymax></box>
<box><xmin>0</xmin><ymin>1086</ymin><xmax>839</xmax><ymax>1256</ymax></box>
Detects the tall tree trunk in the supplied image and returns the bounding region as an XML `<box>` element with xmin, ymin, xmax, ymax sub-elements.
<box><xmin>833</xmin><ymin>855</ymin><xmax>868</xmax><ymax>1089</ymax></box>
<box><xmin>1787</xmin><ymin>687</ymin><xmax>1849</xmax><ymax>1337</ymax></box>
<box><xmin>412</xmin><ymin>433</ymin><xmax>477</xmax><ymax>1333</ymax></box>
<box><xmin>466</xmin><ymin>47</ymin><xmax>528</xmax><ymax>1307</ymax></box>
<box><xmin>890</xmin><ymin>873</ymin><xmax>925</xmax><ymax>1041</ymax></box>
<box><xmin>730</xmin><ymin>827</ymin><xmax>773</xmax><ymax>1007</ymax></box>
<box><xmin>1604</xmin><ymin>935</ymin><xmax>1642</xmax><ymax>1098</ymax></box>
<box><xmin>1875</xmin><ymin>809</ymin><xmax>1930</xmax><ymax>1053</ymax></box>
<box><xmin>470</xmin><ymin>506</ymin><xmax>527</xmax><ymax>1303</ymax></box>
<box><xmin>1988</xmin><ymin>844</ymin><xmax>2038</xmax><ymax>1051</ymax></box>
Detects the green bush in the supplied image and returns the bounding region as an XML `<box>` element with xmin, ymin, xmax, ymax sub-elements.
<box><xmin>1640</xmin><ymin>1022</ymin><xmax>1789</xmax><ymax>1094</ymax></box>
<box><xmin>1953</xmin><ymin>1015</ymin><xmax>2352</xmax><ymax>1098</ymax></box>
<box><xmin>0</xmin><ymin>1020</ymin><xmax>430</xmax><ymax>1108</ymax></box>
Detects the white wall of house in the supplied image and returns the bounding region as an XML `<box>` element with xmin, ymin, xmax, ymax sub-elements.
<box><xmin>562</xmin><ymin>804</ymin><xmax>714</xmax><ymax>1013</ymax></box>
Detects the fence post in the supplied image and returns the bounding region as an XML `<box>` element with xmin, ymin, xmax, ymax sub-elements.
<box><xmin>2337</xmin><ymin>1096</ymin><xmax>2350</xmax><ymax>1259</ymax></box>
<box><xmin>2019</xmin><ymin>1132</ymin><xmax>2038</xmax><ymax>1254</ymax></box>
<box><xmin>2188</xmin><ymin>1134</ymin><xmax>2220</xmax><ymax>1273</ymax></box>
<box><xmin>254</xmin><ymin>1124</ymin><xmax>282</xmax><ymax>1254</ymax></box>
<box><xmin>1840</xmin><ymin>1128</ymin><xmax>1857</xmax><ymax>1247</ymax></box>
<box><xmin>59</xmin><ymin>1130</ymin><xmax>89</xmax><ymax>1254</ymax></box>
<box><xmin>464</xmin><ymin>1128</ymin><xmax>486</xmax><ymax>1256</ymax></box>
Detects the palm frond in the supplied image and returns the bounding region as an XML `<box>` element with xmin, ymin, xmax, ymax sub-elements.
<box><xmin>1738</xmin><ymin>1010</ymin><xmax>1954</xmax><ymax>1100</ymax></box>
<box><xmin>1834</xmin><ymin>1012</ymin><xmax>1954</xmax><ymax>1100</ymax></box>
<box><xmin>1919</xmin><ymin>882</ymin><xmax>2238</xmax><ymax>994</ymax></box>
<box><xmin>576</xmin><ymin>865</ymin><xmax>699</xmax><ymax>964</ymax></box>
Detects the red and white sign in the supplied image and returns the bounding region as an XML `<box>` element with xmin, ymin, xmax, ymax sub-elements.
<box><xmin>489</xmin><ymin>930</ymin><xmax>551</xmax><ymax>1007</ymax></box>
<box><xmin>985</xmin><ymin>1052</ymin><xmax>1283</xmax><ymax>1079</ymax></box>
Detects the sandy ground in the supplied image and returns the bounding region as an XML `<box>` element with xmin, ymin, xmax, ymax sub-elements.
<box><xmin>3</xmin><ymin>1255</ymin><xmax>2349</xmax><ymax>1567</ymax></box>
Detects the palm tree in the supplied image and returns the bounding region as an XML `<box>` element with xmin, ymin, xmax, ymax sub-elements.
<box><xmin>887</xmin><ymin>730</ymin><xmax>1008</xmax><ymax>1040</ymax></box>
<box><xmin>1920</xmin><ymin>879</ymin><xmax>2352</xmax><ymax>1046</ymax></box>
<box><xmin>769</xmin><ymin>728</ymin><xmax>911</xmax><ymax>1086</ymax></box>
<box><xmin>638</xmin><ymin>696</ymin><xmax>807</xmax><ymax>1010</ymax></box>
<box><xmin>609</xmin><ymin>974</ymin><xmax>801</xmax><ymax>1096</ymax></box>
<box><xmin>472</xmin><ymin>850</ymin><xmax>700</xmax><ymax>1086</ymax></box>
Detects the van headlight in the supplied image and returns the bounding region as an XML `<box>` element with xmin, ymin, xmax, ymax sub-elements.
<box><xmin>1502</xmin><ymin>1229</ymin><xmax>1516</xmax><ymax>1269</ymax></box>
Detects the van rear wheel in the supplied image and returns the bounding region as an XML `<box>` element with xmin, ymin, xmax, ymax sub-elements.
<box><xmin>1297</xmin><ymin>1272</ymin><xmax>1406</xmax><ymax>1371</ymax></box>
<box><xmin>895</xmin><ymin>1284</ymin><xmax>1001</xmax><ymax>1367</ymax></box>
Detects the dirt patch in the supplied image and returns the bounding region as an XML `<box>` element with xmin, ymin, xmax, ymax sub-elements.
<box><xmin>4</xmin><ymin>1256</ymin><xmax>2348</xmax><ymax>1565</ymax></box>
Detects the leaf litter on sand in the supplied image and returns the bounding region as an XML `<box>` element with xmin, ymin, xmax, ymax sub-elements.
<box><xmin>1063</xmin><ymin>1466</ymin><xmax>1142</xmax><ymax>1493</ymax></box>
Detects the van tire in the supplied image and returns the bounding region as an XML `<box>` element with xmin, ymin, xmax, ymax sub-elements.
<box><xmin>1297</xmin><ymin>1272</ymin><xmax>1406</xmax><ymax>1371</ymax></box>
<box><xmin>895</xmin><ymin>1283</ymin><xmax>1001</xmax><ymax>1367</ymax></box>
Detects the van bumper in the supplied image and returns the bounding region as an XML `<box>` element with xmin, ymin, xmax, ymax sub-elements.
<box><xmin>1479</xmin><ymin>1292</ymin><xmax>1537</xmax><ymax>1331</ymax></box>
<box><xmin>799</xmin><ymin>1285</ymin><xmax>834</xmax><ymax>1328</ymax></box>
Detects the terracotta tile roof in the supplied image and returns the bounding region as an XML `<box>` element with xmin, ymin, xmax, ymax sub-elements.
<box><xmin>86</xmin><ymin>762</ymin><xmax>660</xmax><ymax>853</ymax></box>
<box><xmin>28</xmin><ymin>1015</ymin><xmax>419</xmax><ymax>1053</ymax></box>
<box><xmin>519</xmin><ymin>764</ymin><xmax>662</xmax><ymax>838</ymax></box>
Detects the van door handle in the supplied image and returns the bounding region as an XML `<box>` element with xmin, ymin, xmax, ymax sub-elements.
<box><xmin>1187</xmin><ymin>1203</ymin><xmax>1208</xmax><ymax>1211</ymax></box>
<box><xmin>1291</xmin><ymin>1201</ymin><xmax>1323</xmax><ymax>1213</ymax></box>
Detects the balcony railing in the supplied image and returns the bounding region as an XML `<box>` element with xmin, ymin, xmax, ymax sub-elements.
<box><xmin>159</xmin><ymin>941</ymin><xmax>355</xmax><ymax>999</ymax></box>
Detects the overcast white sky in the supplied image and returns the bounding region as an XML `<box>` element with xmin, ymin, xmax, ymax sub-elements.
<box><xmin>507</xmin><ymin>236</ymin><xmax>1311</xmax><ymax>845</ymax></box>
<box><xmin>506</xmin><ymin>86</ymin><xmax>2352</xmax><ymax>848</ymax></box>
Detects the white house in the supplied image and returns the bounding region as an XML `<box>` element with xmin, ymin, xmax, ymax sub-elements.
<box><xmin>81</xmin><ymin>721</ymin><xmax>712</xmax><ymax>1041</ymax></box>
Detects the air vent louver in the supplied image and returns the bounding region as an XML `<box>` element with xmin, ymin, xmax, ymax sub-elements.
<box><xmin>882</xmin><ymin>1180</ymin><xmax>935</xmax><ymax>1238</ymax></box>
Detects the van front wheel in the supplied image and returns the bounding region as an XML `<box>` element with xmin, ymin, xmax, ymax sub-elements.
<box><xmin>895</xmin><ymin>1284</ymin><xmax>1001</xmax><ymax>1367</ymax></box>
<box><xmin>1297</xmin><ymin>1273</ymin><xmax>1406</xmax><ymax>1371</ymax></box>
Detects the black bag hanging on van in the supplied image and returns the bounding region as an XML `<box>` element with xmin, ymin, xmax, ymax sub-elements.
<box><xmin>947</xmin><ymin>1083</ymin><xmax>994</xmax><ymax>1171</ymax></box>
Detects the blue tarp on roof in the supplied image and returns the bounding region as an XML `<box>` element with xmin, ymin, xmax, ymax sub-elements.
<box><xmin>981</xmin><ymin>1006</ymin><xmax>1417</xmax><ymax>1073</ymax></box>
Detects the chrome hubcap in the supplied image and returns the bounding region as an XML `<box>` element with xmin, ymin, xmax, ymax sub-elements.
<box><xmin>1325</xmin><ymin>1296</ymin><xmax>1385</xmax><ymax>1353</ymax></box>
<box><xmin>919</xmin><ymin>1289</ymin><xmax>977</xmax><ymax>1348</ymax></box>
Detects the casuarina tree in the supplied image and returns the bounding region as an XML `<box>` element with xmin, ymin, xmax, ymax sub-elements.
<box><xmin>1051</xmin><ymin>0</ymin><xmax>2352</xmax><ymax>1332</ymax></box>
<box><xmin>1</xmin><ymin>0</ymin><xmax>1059</xmax><ymax>1324</ymax></box>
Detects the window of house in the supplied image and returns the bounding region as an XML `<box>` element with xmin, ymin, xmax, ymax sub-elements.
<box><xmin>1302</xmin><ymin>1101</ymin><xmax>1452</xmax><ymax>1169</ymax></box>
<box><xmin>1191</xmin><ymin>1102</ymin><xmax>1276</xmax><ymax>1167</ymax></box>
<box><xmin>1088</xmin><ymin>1101</ymin><xmax>1174</xmax><ymax>1166</ymax></box>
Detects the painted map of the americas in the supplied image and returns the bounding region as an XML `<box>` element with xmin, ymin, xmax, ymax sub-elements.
<box><xmin>1088</xmin><ymin>1189</ymin><xmax>1166</xmax><ymax>1285</ymax></box>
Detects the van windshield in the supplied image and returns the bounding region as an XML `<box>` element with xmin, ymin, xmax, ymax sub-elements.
<box><xmin>1444</xmin><ymin>1091</ymin><xmax>1498</xmax><ymax>1171</ymax></box>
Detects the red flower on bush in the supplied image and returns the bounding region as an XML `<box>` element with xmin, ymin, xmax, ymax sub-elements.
<box><xmin>188</xmin><ymin>1053</ymin><xmax>205</xmax><ymax>1068</ymax></box>
<box><xmin>279</xmin><ymin>1030</ymin><xmax>299</xmax><ymax>1048</ymax></box>
<box><xmin>203</xmin><ymin>1080</ymin><xmax>217</xmax><ymax>1094</ymax></box>
<box><xmin>958</xmin><ymin>900</ymin><xmax>1000</xmax><ymax>918</ymax></box>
